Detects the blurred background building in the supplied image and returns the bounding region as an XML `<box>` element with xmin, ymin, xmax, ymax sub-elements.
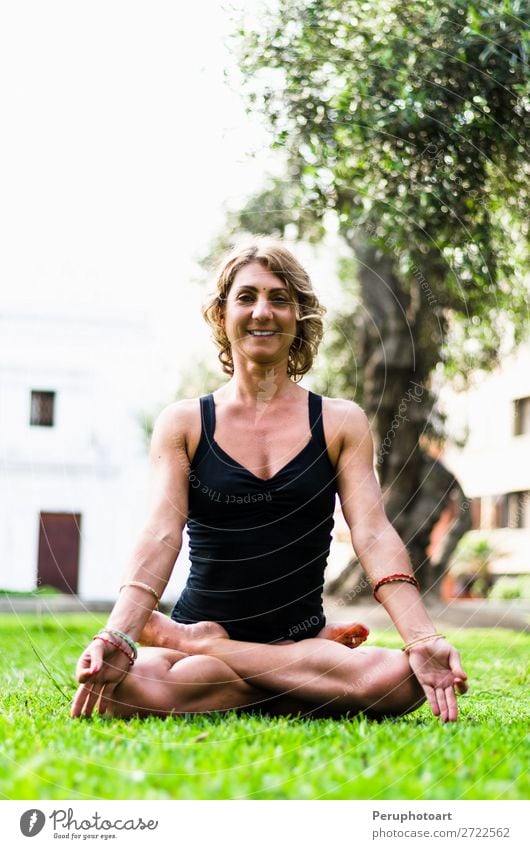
<box><xmin>438</xmin><ymin>343</ymin><xmax>530</xmax><ymax>595</ymax></box>
<box><xmin>0</xmin><ymin>309</ymin><xmax>192</xmax><ymax>603</ymax></box>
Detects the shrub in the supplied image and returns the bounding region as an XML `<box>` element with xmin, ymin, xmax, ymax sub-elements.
<box><xmin>488</xmin><ymin>575</ymin><xmax>530</xmax><ymax>600</ymax></box>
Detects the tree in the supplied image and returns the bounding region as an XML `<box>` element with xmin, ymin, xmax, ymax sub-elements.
<box><xmin>232</xmin><ymin>0</ymin><xmax>530</xmax><ymax>594</ymax></box>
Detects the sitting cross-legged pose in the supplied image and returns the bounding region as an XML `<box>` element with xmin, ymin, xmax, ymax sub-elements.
<box><xmin>71</xmin><ymin>239</ymin><xmax>468</xmax><ymax>723</ymax></box>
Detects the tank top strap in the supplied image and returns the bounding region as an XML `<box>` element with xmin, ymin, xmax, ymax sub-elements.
<box><xmin>191</xmin><ymin>394</ymin><xmax>215</xmax><ymax>468</ymax></box>
<box><xmin>308</xmin><ymin>391</ymin><xmax>327</xmax><ymax>451</ymax></box>
<box><xmin>200</xmin><ymin>394</ymin><xmax>216</xmax><ymax>441</ymax></box>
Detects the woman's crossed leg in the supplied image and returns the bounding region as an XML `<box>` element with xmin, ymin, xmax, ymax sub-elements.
<box><xmin>106</xmin><ymin>625</ymin><xmax>425</xmax><ymax>719</ymax></box>
<box><xmin>105</xmin><ymin>648</ymin><xmax>277</xmax><ymax>718</ymax></box>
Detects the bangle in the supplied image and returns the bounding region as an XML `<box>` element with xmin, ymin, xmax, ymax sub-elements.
<box><xmin>93</xmin><ymin>634</ymin><xmax>135</xmax><ymax>666</ymax></box>
<box><xmin>103</xmin><ymin>628</ymin><xmax>138</xmax><ymax>661</ymax></box>
<box><xmin>373</xmin><ymin>573</ymin><xmax>420</xmax><ymax>603</ymax></box>
<box><xmin>402</xmin><ymin>634</ymin><xmax>445</xmax><ymax>653</ymax></box>
<box><xmin>94</xmin><ymin>631</ymin><xmax>135</xmax><ymax>663</ymax></box>
<box><xmin>120</xmin><ymin>581</ymin><xmax>160</xmax><ymax>607</ymax></box>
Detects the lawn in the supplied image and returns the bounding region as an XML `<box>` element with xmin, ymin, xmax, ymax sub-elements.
<box><xmin>0</xmin><ymin>614</ymin><xmax>528</xmax><ymax>800</ymax></box>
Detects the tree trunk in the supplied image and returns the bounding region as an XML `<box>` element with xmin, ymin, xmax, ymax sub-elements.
<box><xmin>328</xmin><ymin>242</ymin><xmax>470</xmax><ymax>598</ymax></box>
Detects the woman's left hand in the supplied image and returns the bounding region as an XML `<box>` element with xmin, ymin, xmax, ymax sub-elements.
<box><xmin>407</xmin><ymin>638</ymin><xmax>469</xmax><ymax>722</ymax></box>
<box><xmin>71</xmin><ymin>639</ymin><xmax>131</xmax><ymax>718</ymax></box>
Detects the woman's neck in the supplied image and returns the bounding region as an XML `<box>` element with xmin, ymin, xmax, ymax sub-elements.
<box><xmin>217</xmin><ymin>361</ymin><xmax>301</xmax><ymax>406</ymax></box>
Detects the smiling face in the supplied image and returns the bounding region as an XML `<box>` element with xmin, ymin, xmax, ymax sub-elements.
<box><xmin>221</xmin><ymin>261</ymin><xmax>298</xmax><ymax>368</ymax></box>
<box><xmin>203</xmin><ymin>239</ymin><xmax>326</xmax><ymax>381</ymax></box>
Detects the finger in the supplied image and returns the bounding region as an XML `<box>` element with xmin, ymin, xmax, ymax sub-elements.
<box><xmin>75</xmin><ymin>652</ymin><xmax>92</xmax><ymax>682</ymax></box>
<box><xmin>80</xmin><ymin>683</ymin><xmax>103</xmax><ymax>718</ymax></box>
<box><xmin>96</xmin><ymin>680</ymin><xmax>122</xmax><ymax>716</ymax></box>
<box><xmin>422</xmin><ymin>684</ymin><xmax>440</xmax><ymax>717</ymax></box>
<box><xmin>436</xmin><ymin>687</ymin><xmax>449</xmax><ymax>723</ymax></box>
<box><xmin>71</xmin><ymin>685</ymin><xmax>85</xmax><ymax>717</ymax></box>
<box><xmin>449</xmin><ymin>648</ymin><xmax>468</xmax><ymax>682</ymax></box>
<box><xmin>97</xmin><ymin>684</ymin><xmax>113</xmax><ymax>715</ymax></box>
<box><xmin>71</xmin><ymin>684</ymin><xmax>94</xmax><ymax>718</ymax></box>
<box><xmin>95</xmin><ymin>684</ymin><xmax>107</xmax><ymax>715</ymax></box>
<box><xmin>444</xmin><ymin>685</ymin><xmax>459</xmax><ymax>722</ymax></box>
<box><xmin>76</xmin><ymin>642</ymin><xmax>105</xmax><ymax>683</ymax></box>
<box><xmin>80</xmin><ymin>686</ymin><xmax>95</xmax><ymax>718</ymax></box>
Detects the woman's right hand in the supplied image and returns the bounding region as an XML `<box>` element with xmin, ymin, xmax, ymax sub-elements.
<box><xmin>70</xmin><ymin>639</ymin><xmax>132</xmax><ymax>718</ymax></box>
<box><xmin>407</xmin><ymin>637</ymin><xmax>469</xmax><ymax>722</ymax></box>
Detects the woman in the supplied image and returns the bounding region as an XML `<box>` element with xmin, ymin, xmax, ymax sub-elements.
<box><xmin>72</xmin><ymin>239</ymin><xmax>468</xmax><ymax>722</ymax></box>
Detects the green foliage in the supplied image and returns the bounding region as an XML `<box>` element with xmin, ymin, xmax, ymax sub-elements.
<box><xmin>236</xmin><ymin>0</ymin><xmax>530</xmax><ymax>379</ymax></box>
<box><xmin>489</xmin><ymin>574</ymin><xmax>530</xmax><ymax>599</ymax></box>
<box><xmin>450</xmin><ymin>534</ymin><xmax>496</xmax><ymax>572</ymax></box>
<box><xmin>0</xmin><ymin>615</ymin><xmax>528</xmax><ymax>799</ymax></box>
<box><xmin>448</xmin><ymin>534</ymin><xmax>501</xmax><ymax>596</ymax></box>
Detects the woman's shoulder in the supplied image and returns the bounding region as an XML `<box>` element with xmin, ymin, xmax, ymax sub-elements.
<box><xmin>150</xmin><ymin>397</ymin><xmax>204</xmax><ymax>452</ymax></box>
<box><xmin>320</xmin><ymin>395</ymin><xmax>371</xmax><ymax>445</ymax></box>
<box><xmin>155</xmin><ymin>396</ymin><xmax>202</xmax><ymax>424</ymax></box>
<box><xmin>320</xmin><ymin>394</ymin><xmax>368</xmax><ymax>423</ymax></box>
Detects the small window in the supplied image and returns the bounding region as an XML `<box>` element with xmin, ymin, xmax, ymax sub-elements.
<box><xmin>513</xmin><ymin>396</ymin><xmax>530</xmax><ymax>436</ymax></box>
<box><xmin>507</xmin><ymin>491</ymin><xmax>530</xmax><ymax>529</ymax></box>
<box><xmin>470</xmin><ymin>497</ymin><xmax>481</xmax><ymax>530</ymax></box>
<box><xmin>493</xmin><ymin>494</ymin><xmax>508</xmax><ymax>529</ymax></box>
<box><xmin>30</xmin><ymin>390</ymin><xmax>55</xmax><ymax>427</ymax></box>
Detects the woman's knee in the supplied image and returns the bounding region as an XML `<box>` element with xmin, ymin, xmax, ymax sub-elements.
<box><xmin>166</xmin><ymin>654</ymin><xmax>252</xmax><ymax>713</ymax></box>
<box><xmin>174</xmin><ymin>654</ymin><xmax>230</xmax><ymax>690</ymax></box>
<box><xmin>111</xmin><ymin>652</ymin><xmax>252</xmax><ymax>717</ymax></box>
<box><xmin>354</xmin><ymin>648</ymin><xmax>425</xmax><ymax>716</ymax></box>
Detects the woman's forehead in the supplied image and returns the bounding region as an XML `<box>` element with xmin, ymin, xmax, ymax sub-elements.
<box><xmin>232</xmin><ymin>262</ymin><xmax>287</xmax><ymax>290</ymax></box>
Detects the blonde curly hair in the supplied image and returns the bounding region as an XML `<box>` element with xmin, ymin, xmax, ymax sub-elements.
<box><xmin>202</xmin><ymin>238</ymin><xmax>326</xmax><ymax>382</ymax></box>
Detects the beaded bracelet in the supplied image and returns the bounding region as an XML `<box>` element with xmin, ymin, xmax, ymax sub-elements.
<box><xmin>95</xmin><ymin>628</ymin><xmax>137</xmax><ymax>662</ymax></box>
<box><xmin>93</xmin><ymin>634</ymin><xmax>135</xmax><ymax>666</ymax></box>
<box><xmin>402</xmin><ymin>634</ymin><xmax>445</xmax><ymax>653</ymax></box>
<box><xmin>120</xmin><ymin>581</ymin><xmax>160</xmax><ymax>607</ymax></box>
<box><xmin>103</xmin><ymin>628</ymin><xmax>138</xmax><ymax>661</ymax></box>
<box><xmin>372</xmin><ymin>573</ymin><xmax>420</xmax><ymax>603</ymax></box>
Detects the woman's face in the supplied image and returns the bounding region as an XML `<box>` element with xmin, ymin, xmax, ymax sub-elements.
<box><xmin>221</xmin><ymin>261</ymin><xmax>298</xmax><ymax>367</ymax></box>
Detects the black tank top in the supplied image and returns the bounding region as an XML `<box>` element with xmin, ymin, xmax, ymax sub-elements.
<box><xmin>171</xmin><ymin>391</ymin><xmax>337</xmax><ymax>643</ymax></box>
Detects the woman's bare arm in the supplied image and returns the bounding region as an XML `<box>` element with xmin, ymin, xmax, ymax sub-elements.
<box><xmin>71</xmin><ymin>400</ymin><xmax>194</xmax><ymax>716</ymax></box>
<box><xmin>333</xmin><ymin>400</ymin><xmax>437</xmax><ymax>638</ymax></box>
<box><xmin>104</xmin><ymin>401</ymin><xmax>193</xmax><ymax>639</ymax></box>
<box><xmin>332</xmin><ymin>400</ymin><xmax>468</xmax><ymax>720</ymax></box>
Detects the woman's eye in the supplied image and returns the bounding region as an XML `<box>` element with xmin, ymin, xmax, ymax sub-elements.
<box><xmin>236</xmin><ymin>293</ymin><xmax>291</xmax><ymax>305</ymax></box>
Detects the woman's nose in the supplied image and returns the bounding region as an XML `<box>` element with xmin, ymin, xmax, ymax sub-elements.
<box><xmin>251</xmin><ymin>298</ymin><xmax>273</xmax><ymax>319</ymax></box>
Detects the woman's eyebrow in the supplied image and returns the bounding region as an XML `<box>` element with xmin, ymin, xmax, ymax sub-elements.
<box><xmin>234</xmin><ymin>285</ymin><xmax>288</xmax><ymax>292</ymax></box>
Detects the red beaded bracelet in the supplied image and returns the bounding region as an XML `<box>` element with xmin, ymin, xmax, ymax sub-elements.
<box><xmin>372</xmin><ymin>573</ymin><xmax>420</xmax><ymax>603</ymax></box>
<box><xmin>93</xmin><ymin>634</ymin><xmax>135</xmax><ymax>666</ymax></box>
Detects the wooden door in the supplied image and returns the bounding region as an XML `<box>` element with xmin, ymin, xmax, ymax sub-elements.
<box><xmin>37</xmin><ymin>512</ymin><xmax>81</xmax><ymax>594</ymax></box>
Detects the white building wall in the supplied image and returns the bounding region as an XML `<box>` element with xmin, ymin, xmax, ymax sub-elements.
<box><xmin>441</xmin><ymin>343</ymin><xmax>530</xmax><ymax>497</ymax></box>
<box><xmin>440</xmin><ymin>343</ymin><xmax>530</xmax><ymax>575</ymax></box>
<box><xmin>0</xmin><ymin>309</ymin><xmax>190</xmax><ymax>602</ymax></box>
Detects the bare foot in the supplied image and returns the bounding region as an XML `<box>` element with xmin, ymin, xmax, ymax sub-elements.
<box><xmin>317</xmin><ymin>622</ymin><xmax>369</xmax><ymax>648</ymax></box>
<box><xmin>139</xmin><ymin>612</ymin><xmax>228</xmax><ymax>652</ymax></box>
<box><xmin>139</xmin><ymin>612</ymin><xmax>368</xmax><ymax>652</ymax></box>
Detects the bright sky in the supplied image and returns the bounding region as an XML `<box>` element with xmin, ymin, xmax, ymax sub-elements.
<box><xmin>0</xmin><ymin>1</ymin><xmax>282</xmax><ymax>402</ymax></box>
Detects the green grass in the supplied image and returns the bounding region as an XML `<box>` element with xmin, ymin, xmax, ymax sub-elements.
<box><xmin>0</xmin><ymin>614</ymin><xmax>528</xmax><ymax>800</ymax></box>
<box><xmin>0</xmin><ymin>586</ymin><xmax>61</xmax><ymax>597</ymax></box>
